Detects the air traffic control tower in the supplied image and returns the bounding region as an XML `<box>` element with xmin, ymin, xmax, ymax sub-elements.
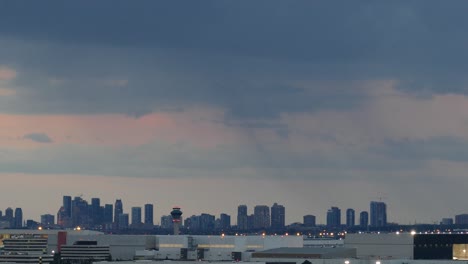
<box><xmin>170</xmin><ymin>207</ymin><xmax>183</xmax><ymax>235</ymax></box>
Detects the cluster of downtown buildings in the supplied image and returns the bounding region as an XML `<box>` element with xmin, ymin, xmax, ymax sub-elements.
<box><xmin>3</xmin><ymin>196</ymin><xmax>468</xmax><ymax>234</ymax></box>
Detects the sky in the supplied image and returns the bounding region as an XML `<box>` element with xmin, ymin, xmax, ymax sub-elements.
<box><xmin>1</xmin><ymin>0</ymin><xmax>468</xmax><ymax>225</ymax></box>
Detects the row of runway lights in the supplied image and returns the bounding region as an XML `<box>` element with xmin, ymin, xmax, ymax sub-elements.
<box><xmin>345</xmin><ymin>261</ymin><xmax>381</xmax><ymax>264</ymax></box>
<box><xmin>39</xmin><ymin>226</ymin><xmax>467</xmax><ymax>236</ymax></box>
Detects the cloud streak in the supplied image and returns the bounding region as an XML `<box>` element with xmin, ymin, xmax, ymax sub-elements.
<box><xmin>23</xmin><ymin>132</ymin><xmax>53</xmax><ymax>143</ymax></box>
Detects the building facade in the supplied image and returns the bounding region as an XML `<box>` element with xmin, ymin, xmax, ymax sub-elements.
<box><xmin>271</xmin><ymin>203</ymin><xmax>285</xmax><ymax>230</ymax></box>
<box><xmin>237</xmin><ymin>205</ymin><xmax>248</xmax><ymax>231</ymax></box>
<box><xmin>144</xmin><ymin>204</ymin><xmax>154</xmax><ymax>226</ymax></box>
<box><xmin>370</xmin><ymin>201</ymin><xmax>387</xmax><ymax>227</ymax></box>
<box><xmin>359</xmin><ymin>211</ymin><xmax>368</xmax><ymax>228</ymax></box>
<box><xmin>254</xmin><ymin>205</ymin><xmax>270</xmax><ymax>229</ymax></box>
<box><xmin>303</xmin><ymin>215</ymin><xmax>316</xmax><ymax>227</ymax></box>
<box><xmin>346</xmin><ymin>208</ymin><xmax>355</xmax><ymax>227</ymax></box>
<box><xmin>326</xmin><ymin>207</ymin><xmax>341</xmax><ymax>228</ymax></box>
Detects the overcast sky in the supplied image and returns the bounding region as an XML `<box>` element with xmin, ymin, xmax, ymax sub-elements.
<box><xmin>1</xmin><ymin>1</ymin><xmax>468</xmax><ymax>225</ymax></box>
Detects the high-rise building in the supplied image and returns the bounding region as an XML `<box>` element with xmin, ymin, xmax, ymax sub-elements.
<box><xmin>41</xmin><ymin>214</ymin><xmax>55</xmax><ymax>227</ymax></box>
<box><xmin>237</xmin><ymin>205</ymin><xmax>248</xmax><ymax>230</ymax></box>
<box><xmin>271</xmin><ymin>203</ymin><xmax>285</xmax><ymax>229</ymax></box>
<box><xmin>346</xmin><ymin>208</ymin><xmax>355</xmax><ymax>227</ymax></box>
<box><xmin>360</xmin><ymin>211</ymin><xmax>369</xmax><ymax>228</ymax></box>
<box><xmin>160</xmin><ymin>215</ymin><xmax>173</xmax><ymax>229</ymax></box>
<box><xmin>5</xmin><ymin>207</ymin><xmax>13</xmax><ymax>228</ymax></box>
<box><xmin>71</xmin><ymin>196</ymin><xmax>90</xmax><ymax>228</ymax></box>
<box><xmin>185</xmin><ymin>215</ymin><xmax>199</xmax><ymax>230</ymax></box>
<box><xmin>200</xmin><ymin>213</ymin><xmax>215</xmax><ymax>231</ymax></box>
<box><xmin>370</xmin><ymin>201</ymin><xmax>387</xmax><ymax>227</ymax></box>
<box><xmin>144</xmin><ymin>204</ymin><xmax>154</xmax><ymax>226</ymax></box>
<box><xmin>220</xmin><ymin>213</ymin><xmax>231</xmax><ymax>230</ymax></box>
<box><xmin>114</xmin><ymin>199</ymin><xmax>123</xmax><ymax>226</ymax></box>
<box><xmin>247</xmin><ymin>214</ymin><xmax>255</xmax><ymax>230</ymax></box>
<box><xmin>63</xmin><ymin>196</ymin><xmax>72</xmax><ymax>218</ymax></box>
<box><xmin>5</xmin><ymin>208</ymin><xmax>13</xmax><ymax>219</ymax></box>
<box><xmin>254</xmin><ymin>205</ymin><xmax>270</xmax><ymax>229</ymax></box>
<box><xmin>303</xmin><ymin>215</ymin><xmax>316</xmax><ymax>227</ymax></box>
<box><xmin>0</xmin><ymin>210</ymin><xmax>2</xmax><ymax>218</ymax></box>
<box><xmin>103</xmin><ymin>204</ymin><xmax>113</xmax><ymax>224</ymax></box>
<box><xmin>118</xmin><ymin>213</ymin><xmax>129</xmax><ymax>229</ymax></box>
<box><xmin>326</xmin><ymin>207</ymin><xmax>341</xmax><ymax>227</ymax></box>
<box><xmin>91</xmin><ymin>198</ymin><xmax>101</xmax><ymax>226</ymax></box>
<box><xmin>441</xmin><ymin>218</ymin><xmax>454</xmax><ymax>225</ymax></box>
<box><xmin>14</xmin><ymin>208</ymin><xmax>22</xmax><ymax>228</ymax></box>
<box><xmin>57</xmin><ymin>207</ymin><xmax>67</xmax><ymax>227</ymax></box>
<box><xmin>131</xmin><ymin>207</ymin><xmax>142</xmax><ymax>225</ymax></box>
<box><xmin>455</xmin><ymin>214</ymin><xmax>468</xmax><ymax>225</ymax></box>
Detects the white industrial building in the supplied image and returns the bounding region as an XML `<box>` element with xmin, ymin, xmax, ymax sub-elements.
<box><xmin>344</xmin><ymin>233</ymin><xmax>414</xmax><ymax>259</ymax></box>
<box><xmin>0</xmin><ymin>230</ymin><xmax>303</xmax><ymax>262</ymax></box>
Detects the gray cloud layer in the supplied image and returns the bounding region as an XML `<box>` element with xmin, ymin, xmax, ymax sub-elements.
<box><xmin>23</xmin><ymin>133</ymin><xmax>53</xmax><ymax>143</ymax></box>
<box><xmin>1</xmin><ymin>1</ymin><xmax>468</xmax><ymax>119</ymax></box>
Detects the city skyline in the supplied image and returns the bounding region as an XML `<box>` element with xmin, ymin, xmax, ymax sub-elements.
<box><xmin>1</xmin><ymin>1</ymin><xmax>468</xmax><ymax>226</ymax></box>
<box><xmin>0</xmin><ymin>193</ymin><xmax>463</xmax><ymax>228</ymax></box>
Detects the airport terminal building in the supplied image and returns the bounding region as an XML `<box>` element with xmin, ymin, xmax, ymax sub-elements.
<box><xmin>1</xmin><ymin>230</ymin><xmax>468</xmax><ymax>263</ymax></box>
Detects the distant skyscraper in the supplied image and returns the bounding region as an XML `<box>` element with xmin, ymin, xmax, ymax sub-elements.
<box><xmin>91</xmin><ymin>198</ymin><xmax>101</xmax><ymax>226</ymax></box>
<box><xmin>220</xmin><ymin>213</ymin><xmax>231</xmax><ymax>230</ymax></box>
<box><xmin>72</xmin><ymin>196</ymin><xmax>90</xmax><ymax>227</ymax></box>
<box><xmin>247</xmin><ymin>214</ymin><xmax>255</xmax><ymax>230</ymax></box>
<box><xmin>0</xmin><ymin>210</ymin><xmax>2</xmax><ymax>218</ymax></box>
<box><xmin>160</xmin><ymin>215</ymin><xmax>173</xmax><ymax>229</ymax></box>
<box><xmin>455</xmin><ymin>214</ymin><xmax>468</xmax><ymax>225</ymax></box>
<box><xmin>370</xmin><ymin>201</ymin><xmax>387</xmax><ymax>227</ymax></box>
<box><xmin>441</xmin><ymin>218</ymin><xmax>454</xmax><ymax>225</ymax></box>
<box><xmin>254</xmin><ymin>205</ymin><xmax>270</xmax><ymax>229</ymax></box>
<box><xmin>360</xmin><ymin>211</ymin><xmax>369</xmax><ymax>228</ymax></box>
<box><xmin>5</xmin><ymin>207</ymin><xmax>13</xmax><ymax>228</ymax></box>
<box><xmin>237</xmin><ymin>205</ymin><xmax>248</xmax><ymax>230</ymax></box>
<box><xmin>131</xmin><ymin>207</ymin><xmax>142</xmax><ymax>225</ymax></box>
<box><xmin>185</xmin><ymin>215</ymin><xmax>199</xmax><ymax>230</ymax></box>
<box><xmin>271</xmin><ymin>203</ymin><xmax>285</xmax><ymax>229</ymax></box>
<box><xmin>41</xmin><ymin>214</ymin><xmax>55</xmax><ymax>226</ymax></box>
<box><xmin>14</xmin><ymin>208</ymin><xmax>22</xmax><ymax>228</ymax></box>
<box><xmin>118</xmin><ymin>213</ymin><xmax>129</xmax><ymax>229</ymax></box>
<box><xmin>303</xmin><ymin>215</ymin><xmax>316</xmax><ymax>227</ymax></box>
<box><xmin>326</xmin><ymin>207</ymin><xmax>341</xmax><ymax>227</ymax></box>
<box><xmin>5</xmin><ymin>207</ymin><xmax>13</xmax><ymax>219</ymax></box>
<box><xmin>144</xmin><ymin>204</ymin><xmax>154</xmax><ymax>225</ymax></box>
<box><xmin>199</xmin><ymin>213</ymin><xmax>215</xmax><ymax>231</ymax></box>
<box><xmin>346</xmin><ymin>208</ymin><xmax>355</xmax><ymax>227</ymax></box>
<box><xmin>103</xmin><ymin>204</ymin><xmax>113</xmax><ymax>224</ymax></box>
<box><xmin>114</xmin><ymin>199</ymin><xmax>123</xmax><ymax>225</ymax></box>
<box><xmin>63</xmin><ymin>196</ymin><xmax>72</xmax><ymax>218</ymax></box>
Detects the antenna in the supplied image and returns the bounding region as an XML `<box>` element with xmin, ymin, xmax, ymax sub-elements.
<box><xmin>369</xmin><ymin>194</ymin><xmax>388</xmax><ymax>202</ymax></box>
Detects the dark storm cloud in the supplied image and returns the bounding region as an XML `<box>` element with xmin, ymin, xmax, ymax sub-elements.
<box><xmin>0</xmin><ymin>39</ymin><xmax>367</xmax><ymax>118</ymax></box>
<box><xmin>1</xmin><ymin>1</ymin><xmax>467</xmax><ymax>64</ymax></box>
<box><xmin>23</xmin><ymin>133</ymin><xmax>53</xmax><ymax>143</ymax></box>
<box><xmin>1</xmin><ymin>0</ymin><xmax>468</xmax><ymax>119</ymax></box>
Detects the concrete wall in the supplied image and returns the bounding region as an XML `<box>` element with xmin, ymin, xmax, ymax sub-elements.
<box><xmin>345</xmin><ymin>233</ymin><xmax>414</xmax><ymax>259</ymax></box>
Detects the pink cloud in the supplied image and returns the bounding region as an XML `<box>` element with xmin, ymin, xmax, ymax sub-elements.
<box><xmin>281</xmin><ymin>81</ymin><xmax>468</xmax><ymax>150</ymax></box>
<box><xmin>0</xmin><ymin>88</ymin><xmax>15</xmax><ymax>96</ymax></box>
<box><xmin>0</xmin><ymin>66</ymin><xmax>16</xmax><ymax>80</ymax></box>
<box><xmin>0</xmin><ymin>107</ymin><xmax>242</xmax><ymax>148</ymax></box>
